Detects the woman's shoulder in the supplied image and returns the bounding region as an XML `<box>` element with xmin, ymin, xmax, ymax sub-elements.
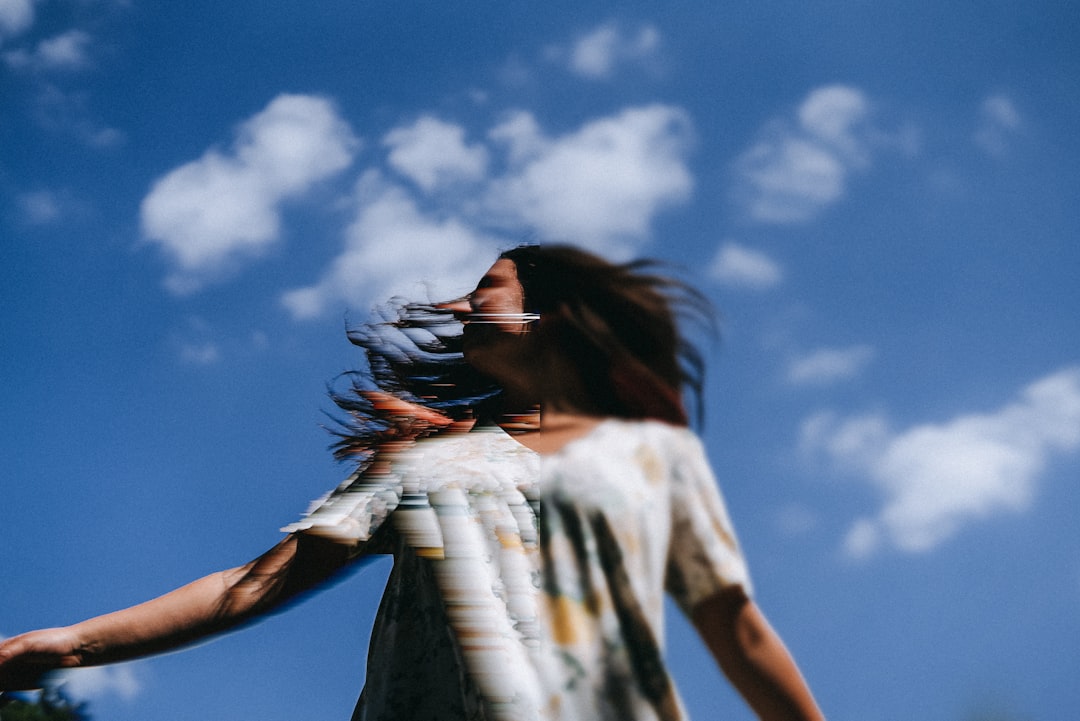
<box><xmin>397</xmin><ymin>425</ymin><xmax>539</xmax><ymax>492</ymax></box>
<box><xmin>403</xmin><ymin>423</ymin><xmax>525</xmax><ymax>451</ymax></box>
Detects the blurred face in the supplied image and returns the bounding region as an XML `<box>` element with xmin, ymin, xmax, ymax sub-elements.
<box><xmin>446</xmin><ymin>259</ymin><xmax>533</xmax><ymax>376</ymax></box>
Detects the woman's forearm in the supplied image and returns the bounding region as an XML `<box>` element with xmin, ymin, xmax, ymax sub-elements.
<box><xmin>75</xmin><ymin>533</ymin><xmax>352</xmax><ymax>665</ymax></box>
<box><xmin>693</xmin><ymin>588</ymin><xmax>824</xmax><ymax>721</ymax></box>
<box><xmin>0</xmin><ymin>567</ymin><xmax>251</xmax><ymax>690</ymax></box>
<box><xmin>72</xmin><ymin>567</ymin><xmax>244</xmax><ymax>665</ymax></box>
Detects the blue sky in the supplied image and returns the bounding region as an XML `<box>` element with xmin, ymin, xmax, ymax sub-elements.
<box><xmin>2</xmin><ymin>2</ymin><xmax>1079</xmax><ymax>720</ymax></box>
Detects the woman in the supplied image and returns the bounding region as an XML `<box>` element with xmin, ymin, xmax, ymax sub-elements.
<box><xmin>0</xmin><ymin>245</ymin><xmax>823</xmax><ymax>720</ymax></box>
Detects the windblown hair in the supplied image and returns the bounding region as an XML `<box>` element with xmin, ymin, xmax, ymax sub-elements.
<box><xmin>327</xmin><ymin>244</ymin><xmax>712</xmax><ymax>462</ymax></box>
<box><xmin>500</xmin><ymin>244</ymin><xmax>711</xmax><ymax>426</ymax></box>
<box><xmin>326</xmin><ymin>301</ymin><xmax>498</xmax><ymax>462</ymax></box>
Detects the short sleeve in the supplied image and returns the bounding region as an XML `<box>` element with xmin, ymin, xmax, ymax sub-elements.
<box><xmin>665</xmin><ymin>430</ymin><xmax>753</xmax><ymax>614</ymax></box>
<box><xmin>280</xmin><ymin>467</ymin><xmax>402</xmax><ymax>555</ymax></box>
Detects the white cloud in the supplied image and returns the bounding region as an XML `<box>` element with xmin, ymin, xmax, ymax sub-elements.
<box><xmin>708</xmin><ymin>241</ymin><xmax>783</xmax><ymax>289</ymax></box>
<box><xmin>974</xmin><ymin>93</ymin><xmax>1022</xmax><ymax>156</ymax></box>
<box><xmin>57</xmin><ymin>663</ymin><xmax>141</xmax><ymax>701</ymax></box>
<box><xmin>0</xmin><ymin>0</ymin><xmax>35</xmax><ymax>41</ymax></box>
<box><xmin>5</xmin><ymin>29</ymin><xmax>92</xmax><ymax>70</ymax></box>
<box><xmin>734</xmin><ymin>85</ymin><xmax>888</xmax><ymax>224</ymax></box>
<box><xmin>797</xmin><ymin>85</ymin><xmax>872</xmax><ymax>165</ymax></box>
<box><xmin>140</xmin><ymin>94</ymin><xmax>358</xmax><ymax>293</ymax></box>
<box><xmin>487</xmin><ymin>111</ymin><xmax>545</xmax><ymax>164</ymax></box>
<box><xmin>35</xmin><ymin>29</ymin><xmax>91</xmax><ymax>68</ymax></box>
<box><xmin>485</xmin><ymin>104</ymin><xmax>693</xmax><ymax>256</ymax></box>
<box><xmin>787</xmin><ymin>345</ymin><xmax>875</xmax><ymax>385</ymax></box>
<box><xmin>801</xmin><ymin>366</ymin><xmax>1080</xmax><ymax>557</ymax></box>
<box><xmin>737</xmin><ymin>136</ymin><xmax>845</xmax><ymax>223</ymax></box>
<box><xmin>383</xmin><ymin>116</ymin><xmax>488</xmax><ymax>192</ymax></box>
<box><xmin>560</xmin><ymin>22</ymin><xmax>661</xmax><ymax>79</ymax></box>
<box><xmin>281</xmin><ymin>171</ymin><xmax>496</xmax><ymax>319</ymax></box>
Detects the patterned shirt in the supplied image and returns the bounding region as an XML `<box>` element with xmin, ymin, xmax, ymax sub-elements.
<box><xmin>282</xmin><ymin>419</ymin><xmax>751</xmax><ymax>721</ymax></box>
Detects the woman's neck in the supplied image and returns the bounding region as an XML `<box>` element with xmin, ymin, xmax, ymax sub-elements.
<box><xmin>490</xmin><ymin>350</ymin><xmax>608</xmax><ymax>452</ymax></box>
<box><xmin>497</xmin><ymin>405</ymin><xmax>606</xmax><ymax>455</ymax></box>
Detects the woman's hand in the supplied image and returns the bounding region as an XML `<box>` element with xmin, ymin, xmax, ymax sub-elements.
<box><xmin>362</xmin><ymin>391</ymin><xmax>454</xmax><ymax>428</ymax></box>
<box><xmin>0</xmin><ymin>627</ymin><xmax>83</xmax><ymax>691</ymax></box>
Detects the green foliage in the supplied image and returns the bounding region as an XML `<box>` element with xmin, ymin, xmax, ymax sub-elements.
<box><xmin>0</xmin><ymin>689</ymin><xmax>88</xmax><ymax>721</ymax></box>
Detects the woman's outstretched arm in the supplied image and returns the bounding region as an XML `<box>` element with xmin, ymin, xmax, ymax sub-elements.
<box><xmin>0</xmin><ymin>533</ymin><xmax>353</xmax><ymax>691</ymax></box>
<box><xmin>692</xmin><ymin>585</ymin><xmax>825</xmax><ymax>721</ymax></box>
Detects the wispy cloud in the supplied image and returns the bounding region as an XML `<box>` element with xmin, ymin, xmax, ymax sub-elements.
<box><xmin>974</xmin><ymin>93</ymin><xmax>1022</xmax><ymax>157</ymax></box>
<box><xmin>171</xmin><ymin>316</ymin><xmax>222</xmax><ymax>365</ymax></box>
<box><xmin>140</xmin><ymin>94</ymin><xmax>358</xmax><ymax>294</ymax></box>
<box><xmin>4</xmin><ymin>29</ymin><xmax>92</xmax><ymax>71</ymax></box>
<box><xmin>787</xmin><ymin>345</ymin><xmax>875</xmax><ymax>385</ymax></box>
<box><xmin>801</xmin><ymin>366</ymin><xmax>1080</xmax><ymax>558</ymax></box>
<box><xmin>37</xmin><ymin>30</ymin><xmax>91</xmax><ymax>69</ymax></box>
<box><xmin>2</xmin><ymin>5</ymin><xmax>130</xmax><ymax>148</ymax></box>
<box><xmin>547</xmin><ymin>21</ymin><xmax>661</xmax><ymax>80</ymax></box>
<box><xmin>0</xmin><ymin>0</ymin><xmax>36</xmax><ymax>42</ymax></box>
<box><xmin>708</xmin><ymin>241</ymin><xmax>783</xmax><ymax>289</ymax></box>
<box><xmin>16</xmin><ymin>187</ymin><xmax>91</xmax><ymax>226</ymax></box>
<box><xmin>178</xmin><ymin>341</ymin><xmax>220</xmax><ymax>365</ymax></box>
<box><xmin>733</xmin><ymin>85</ymin><xmax>904</xmax><ymax>224</ymax></box>
<box><xmin>27</xmin><ymin>83</ymin><xmax>124</xmax><ymax>147</ymax></box>
<box><xmin>16</xmin><ymin>189</ymin><xmax>62</xmax><ymax>224</ymax></box>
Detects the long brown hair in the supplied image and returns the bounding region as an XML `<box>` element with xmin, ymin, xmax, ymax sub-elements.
<box><xmin>500</xmin><ymin>244</ymin><xmax>711</xmax><ymax>426</ymax></box>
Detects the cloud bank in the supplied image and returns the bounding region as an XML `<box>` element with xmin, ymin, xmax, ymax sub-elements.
<box><xmin>282</xmin><ymin>103</ymin><xmax>694</xmax><ymax>318</ymax></box>
<box><xmin>136</xmin><ymin>85</ymin><xmax>693</xmax><ymax>314</ymax></box>
<box><xmin>801</xmin><ymin>367</ymin><xmax>1080</xmax><ymax>557</ymax></box>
